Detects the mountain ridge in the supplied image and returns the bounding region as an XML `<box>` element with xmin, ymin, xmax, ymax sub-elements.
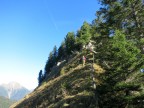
<box><xmin>0</xmin><ymin>82</ymin><xmax>30</xmax><ymax>101</ymax></box>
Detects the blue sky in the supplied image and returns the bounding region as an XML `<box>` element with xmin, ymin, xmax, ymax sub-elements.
<box><xmin>0</xmin><ymin>0</ymin><xmax>101</xmax><ymax>89</ymax></box>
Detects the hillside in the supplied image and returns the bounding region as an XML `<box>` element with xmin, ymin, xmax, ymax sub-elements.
<box><xmin>0</xmin><ymin>96</ymin><xmax>16</xmax><ymax>108</ymax></box>
<box><xmin>10</xmin><ymin>51</ymin><xmax>144</xmax><ymax>108</ymax></box>
<box><xmin>11</xmin><ymin>52</ymin><xmax>104</xmax><ymax>108</ymax></box>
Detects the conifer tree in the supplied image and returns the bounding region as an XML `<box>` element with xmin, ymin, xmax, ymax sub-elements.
<box><xmin>38</xmin><ymin>70</ymin><xmax>43</xmax><ymax>86</ymax></box>
<box><xmin>76</xmin><ymin>21</ymin><xmax>92</xmax><ymax>49</ymax></box>
<box><xmin>98</xmin><ymin>0</ymin><xmax>144</xmax><ymax>40</ymax></box>
<box><xmin>52</xmin><ymin>45</ymin><xmax>58</xmax><ymax>64</ymax></box>
<box><xmin>44</xmin><ymin>46</ymin><xmax>58</xmax><ymax>76</ymax></box>
<box><xmin>57</xmin><ymin>42</ymin><xmax>66</xmax><ymax>60</ymax></box>
<box><xmin>65</xmin><ymin>32</ymin><xmax>76</xmax><ymax>54</ymax></box>
<box><xmin>111</xmin><ymin>30</ymin><xmax>140</xmax><ymax>69</ymax></box>
<box><xmin>44</xmin><ymin>51</ymin><xmax>53</xmax><ymax>75</ymax></box>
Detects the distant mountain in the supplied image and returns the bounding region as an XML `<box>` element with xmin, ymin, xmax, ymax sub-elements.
<box><xmin>0</xmin><ymin>96</ymin><xmax>15</xmax><ymax>108</ymax></box>
<box><xmin>0</xmin><ymin>82</ymin><xmax>30</xmax><ymax>101</ymax></box>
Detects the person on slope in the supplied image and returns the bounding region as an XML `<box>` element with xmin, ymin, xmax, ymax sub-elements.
<box><xmin>82</xmin><ymin>55</ymin><xmax>86</xmax><ymax>66</ymax></box>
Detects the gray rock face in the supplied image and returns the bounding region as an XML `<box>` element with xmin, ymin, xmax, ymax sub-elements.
<box><xmin>0</xmin><ymin>82</ymin><xmax>30</xmax><ymax>100</ymax></box>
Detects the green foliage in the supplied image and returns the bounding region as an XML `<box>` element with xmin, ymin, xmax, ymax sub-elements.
<box><xmin>52</xmin><ymin>45</ymin><xmax>58</xmax><ymax>63</ymax></box>
<box><xmin>98</xmin><ymin>0</ymin><xmax>144</xmax><ymax>40</ymax></box>
<box><xmin>57</xmin><ymin>42</ymin><xmax>66</xmax><ymax>60</ymax></box>
<box><xmin>114</xmin><ymin>82</ymin><xmax>141</xmax><ymax>91</ymax></box>
<box><xmin>44</xmin><ymin>51</ymin><xmax>53</xmax><ymax>75</ymax></box>
<box><xmin>111</xmin><ymin>30</ymin><xmax>140</xmax><ymax>67</ymax></box>
<box><xmin>140</xmin><ymin>38</ymin><xmax>144</xmax><ymax>44</ymax></box>
<box><xmin>44</xmin><ymin>46</ymin><xmax>58</xmax><ymax>75</ymax></box>
<box><xmin>61</xmin><ymin>82</ymin><xmax>71</xmax><ymax>90</ymax></box>
<box><xmin>38</xmin><ymin>70</ymin><xmax>44</xmax><ymax>86</ymax></box>
<box><xmin>76</xmin><ymin>21</ymin><xmax>92</xmax><ymax>49</ymax></box>
<box><xmin>65</xmin><ymin>32</ymin><xmax>76</xmax><ymax>54</ymax></box>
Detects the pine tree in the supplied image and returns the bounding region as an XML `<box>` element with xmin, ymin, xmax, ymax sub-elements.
<box><xmin>111</xmin><ymin>30</ymin><xmax>140</xmax><ymax>69</ymax></box>
<box><xmin>76</xmin><ymin>21</ymin><xmax>92</xmax><ymax>49</ymax></box>
<box><xmin>65</xmin><ymin>32</ymin><xmax>76</xmax><ymax>54</ymax></box>
<box><xmin>97</xmin><ymin>0</ymin><xmax>144</xmax><ymax>40</ymax></box>
<box><xmin>44</xmin><ymin>51</ymin><xmax>53</xmax><ymax>75</ymax></box>
<box><xmin>52</xmin><ymin>45</ymin><xmax>58</xmax><ymax>64</ymax></box>
<box><xmin>57</xmin><ymin>42</ymin><xmax>66</xmax><ymax>60</ymax></box>
<box><xmin>44</xmin><ymin>46</ymin><xmax>58</xmax><ymax>76</ymax></box>
<box><xmin>38</xmin><ymin>70</ymin><xmax>43</xmax><ymax>86</ymax></box>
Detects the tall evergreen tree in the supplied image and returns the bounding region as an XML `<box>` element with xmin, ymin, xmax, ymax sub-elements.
<box><xmin>65</xmin><ymin>32</ymin><xmax>76</xmax><ymax>54</ymax></box>
<box><xmin>91</xmin><ymin>29</ymin><xmax>141</xmax><ymax>84</ymax></box>
<box><xmin>97</xmin><ymin>0</ymin><xmax>144</xmax><ymax>40</ymax></box>
<box><xmin>44</xmin><ymin>51</ymin><xmax>53</xmax><ymax>75</ymax></box>
<box><xmin>57</xmin><ymin>42</ymin><xmax>66</xmax><ymax>60</ymax></box>
<box><xmin>111</xmin><ymin>30</ymin><xmax>140</xmax><ymax>69</ymax></box>
<box><xmin>52</xmin><ymin>45</ymin><xmax>58</xmax><ymax>64</ymax></box>
<box><xmin>44</xmin><ymin>46</ymin><xmax>58</xmax><ymax>76</ymax></box>
<box><xmin>38</xmin><ymin>70</ymin><xmax>43</xmax><ymax>86</ymax></box>
<box><xmin>76</xmin><ymin>21</ymin><xmax>92</xmax><ymax>49</ymax></box>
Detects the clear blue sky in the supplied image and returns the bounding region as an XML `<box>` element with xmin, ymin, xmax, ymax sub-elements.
<box><xmin>0</xmin><ymin>0</ymin><xmax>101</xmax><ymax>89</ymax></box>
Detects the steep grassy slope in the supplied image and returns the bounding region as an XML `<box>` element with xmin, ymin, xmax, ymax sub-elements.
<box><xmin>0</xmin><ymin>96</ymin><xmax>16</xmax><ymax>108</ymax></box>
<box><xmin>11</xmin><ymin>52</ymin><xmax>144</xmax><ymax>108</ymax></box>
<box><xmin>11</xmin><ymin>53</ymin><xmax>104</xmax><ymax>108</ymax></box>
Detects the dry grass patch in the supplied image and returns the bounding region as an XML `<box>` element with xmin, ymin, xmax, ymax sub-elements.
<box><xmin>93</xmin><ymin>63</ymin><xmax>105</xmax><ymax>74</ymax></box>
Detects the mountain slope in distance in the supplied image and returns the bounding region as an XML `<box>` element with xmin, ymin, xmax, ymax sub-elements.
<box><xmin>0</xmin><ymin>82</ymin><xmax>30</xmax><ymax>101</ymax></box>
<box><xmin>0</xmin><ymin>96</ymin><xmax>16</xmax><ymax>108</ymax></box>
